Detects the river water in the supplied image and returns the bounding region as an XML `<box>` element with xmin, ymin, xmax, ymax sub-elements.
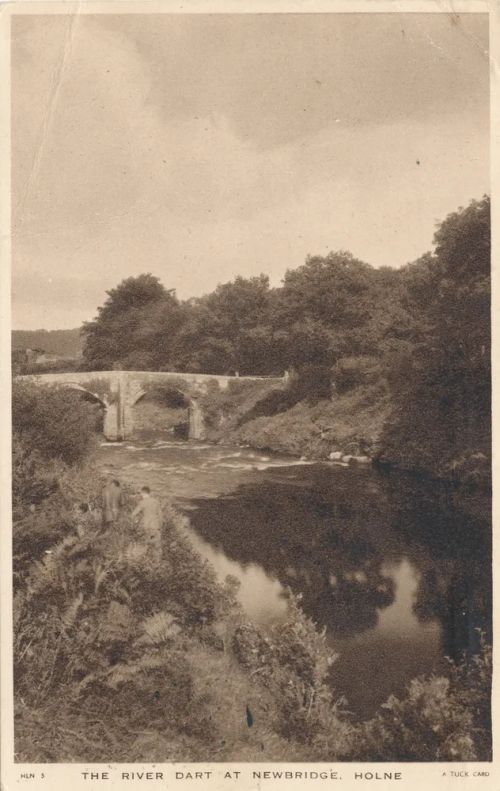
<box><xmin>95</xmin><ymin>437</ymin><xmax>491</xmax><ymax>719</ymax></box>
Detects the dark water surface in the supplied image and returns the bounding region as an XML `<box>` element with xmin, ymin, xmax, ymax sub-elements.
<box><xmin>96</xmin><ymin>438</ymin><xmax>491</xmax><ymax>719</ymax></box>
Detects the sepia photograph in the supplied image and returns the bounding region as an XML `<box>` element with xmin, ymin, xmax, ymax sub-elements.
<box><xmin>3</xmin><ymin>1</ymin><xmax>493</xmax><ymax>775</ymax></box>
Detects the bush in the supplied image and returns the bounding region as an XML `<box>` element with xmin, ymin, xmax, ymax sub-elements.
<box><xmin>356</xmin><ymin>637</ymin><xmax>491</xmax><ymax>761</ymax></box>
<box><xmin>333</xmin><ymin>356</ymin><xmax>382</xmax><ymax>394</ymax></box>
<box><xmin>232</xmin><ymin>596</ymin><xmax>355</xmax><ymax>756</ymax></box>
<box><xmin>12</xmin><ymin>381</ymin><xmax>99</xmax><ymax>465</ymax></box>
<box><xmin>12</xmin><ymin>463</ymin><xmax>106</xmax><ymax>585</ymax></box>
<box><xmin>288</xmin><ymin>364</ymin><xmax>333</xmax><ymax>403</ymax></box>
<box><xmin>12</xmin><ymin>435</ymin><xmax>58</xmax><ymax>515</ymax></box>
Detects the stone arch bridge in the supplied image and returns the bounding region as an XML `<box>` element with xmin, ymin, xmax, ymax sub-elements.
<box><xmin>18</xmin><ymin>370</ymin><xmax>286</xmax><ymax>441</ymax></box>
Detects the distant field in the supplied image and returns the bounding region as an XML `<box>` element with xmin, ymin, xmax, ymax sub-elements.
<box><xmin>12</xmin><ymin>328</ymin><xmax>83</xmax><ymax>357</ymax></box>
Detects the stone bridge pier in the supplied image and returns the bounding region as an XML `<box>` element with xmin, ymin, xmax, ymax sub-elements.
<box><xmin>18</xmin><ymin>370</ymin><xmax>286</xmax><ymax>442</ymax></box>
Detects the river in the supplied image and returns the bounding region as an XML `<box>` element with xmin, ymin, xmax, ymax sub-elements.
<box><xmin>95</xmin><ymin>437</ymin><xmax>491</xmax><ymax>719</ymax></box>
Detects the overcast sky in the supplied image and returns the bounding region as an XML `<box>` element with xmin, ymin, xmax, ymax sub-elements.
<box><xmin>12</xmin><ymin>12</ymin><xmax>489</xmax><ymax>330</ymax></box>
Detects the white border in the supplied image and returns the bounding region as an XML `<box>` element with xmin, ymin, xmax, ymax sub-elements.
<box><xmin>1</xmin><ymin>3</ymin><xmax>496</xmax><ymax>790</ymax></box>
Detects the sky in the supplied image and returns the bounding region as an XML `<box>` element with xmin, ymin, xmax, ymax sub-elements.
<box><xmin>11</xmin><ymin>12</ymin><xmax>490</xmax><ymax>330</ymax></box>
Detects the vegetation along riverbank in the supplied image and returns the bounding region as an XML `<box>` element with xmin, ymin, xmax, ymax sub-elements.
<box><xmin>12</xmin><ymin>381</ymin><xmax>491</xmax><ymax>761</ymax></box>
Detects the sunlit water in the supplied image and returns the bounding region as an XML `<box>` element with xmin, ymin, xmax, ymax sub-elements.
<box><xmin>95</xmin><ymin>437</ymin><xmax>491</xmax><ymax>718</ymax></box>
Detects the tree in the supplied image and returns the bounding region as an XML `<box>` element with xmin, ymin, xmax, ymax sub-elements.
<box><xmin>380</xmin><ymin>196</ymin><xmax>491</xmax><ymax>479</ymax></box>
<box><xmin>277</xmin><ymin>251</ymin><xmax>376</xmax><ymax>329</ymax></box>
<box><xmin>202</xmin><ymin>275</ymin><xmax>273</xmax><ymax>373</ymax></box>
<box><xmin>173</xmin><ymin>275</ymin><xmax>276</xmax><ymax>375</ymax></box>
<box><xmin>82</xmin><ymin>274</ymin><xmax>184</xmax><ymax>370</ymax></box>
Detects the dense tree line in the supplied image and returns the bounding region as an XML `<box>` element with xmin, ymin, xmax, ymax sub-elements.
<box><xmin>81</xmin><ymin>256</ymin><xmax>407</xmax><ymax>378</ymax></box>
<box><xmin>81</xmin><ymin>196</ymin><xmax>490</xmax><ymax>477</ymax></box>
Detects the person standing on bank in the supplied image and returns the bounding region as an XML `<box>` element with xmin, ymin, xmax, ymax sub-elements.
<box><xmin>132</xmin><ymin>486</ymin><xmax>163</xmax><ymax>550</ymax></box>
<box><xmin>102</xmin><ymin>479</ymin><xmax>123</xmax><ymax>527</ymax></box>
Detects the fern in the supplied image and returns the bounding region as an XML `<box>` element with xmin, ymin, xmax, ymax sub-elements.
<box><xmin>136</xmin><ymin>612</ymin><xmax>181</xmax><ymax>646</ymax></box>
<box><xmin>104</xmin><ymin>655</ymin><xmax>168</xmax><ymax>690</ymax></box>
<box><xmin>61</xmin><ymin>592</ymin><xmax>84</xmax><ymax>633</ymax></box>
<box><xmin>99</xmin><ymin>601</ymin><xmax>136</xmax><ymax>644</ymax></box>
<box><xmin>92</xmin><ymin>562</ymin><xmax>108</xmax><ymax>595</ymax></box>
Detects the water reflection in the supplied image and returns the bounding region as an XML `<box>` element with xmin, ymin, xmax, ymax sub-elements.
<box><xmin>187</xmin><ymin>474</ymin><xmax>400</xmax><ymax>640</ymax></box>
<box><xmin>186</xmin><ymin>467</ymin><xmax>490</xmax><ymax>714</ymax></box>
<box><xmin>330</xmin><ymin>560</ymin><xmax>442</xmax><ymax>715</ymax></box>
<box><xmin>96</xmin><ymin>441</ymin><xmax>491</xmax><ymax>717</ymax></box>
<box><xmin>182</xmin><ymin>523</ymin><xmax>289</xmax><ymax>625</ymax></box>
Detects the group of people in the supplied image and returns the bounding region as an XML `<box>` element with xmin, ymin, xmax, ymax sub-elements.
<box><xmin>75</xmin><ymin>479</ymin><xmax>163</xmax><ymax>550</ymax></box>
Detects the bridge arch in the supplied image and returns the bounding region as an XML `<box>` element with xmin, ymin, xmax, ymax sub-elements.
<box><xmin>55</xmin><ymin>383</ymin><xmax>108</xmax><ymax>435</ymax></box>
<box><xmin>130</xmin><ymin>385</ymin><xmax>194</xmax><ymax>440</ymax></box>
<box><xmin>56</xmin><ymin>382</ymin><xmax>109</xmax><ymax>408</ymax></box>
<box><xmin>130</xmin><ymin>383</ymin><xmax>188</xmax><ymax>409</ymax></box>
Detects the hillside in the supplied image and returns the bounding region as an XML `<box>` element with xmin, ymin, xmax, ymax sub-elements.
<box><xmin>12</xmin><ymin>328</ymin><xmax>83</xmax><ymax>357</ymax></box>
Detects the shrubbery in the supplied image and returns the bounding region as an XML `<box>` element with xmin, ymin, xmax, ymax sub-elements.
<box><xmin>357</xmin><ymin>640</ymin><xmax>491</xmax><ymax>761</ymax></box>
<box><xmin>12</xmin><ymin>381</ymin><xmax>100</xmax><ymax>465</ymax></box>
<box><xmin>333</xmin><ymin>356</ymin><xmax>382</xmax><ymax>395</ymax></box>
<box><xmin>12</xmin><ymin>381</ymin><xmax>103</xmax><ymax>579</ymax></box>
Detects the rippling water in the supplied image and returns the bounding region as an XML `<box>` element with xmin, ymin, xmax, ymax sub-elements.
<box><xmin>95</xmin><ymin>437</ymin><xmax>491</xmax><ymax>718</ymax></box>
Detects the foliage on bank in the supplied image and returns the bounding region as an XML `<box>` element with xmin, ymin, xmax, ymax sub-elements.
<box><xmin>12</xmin><ymin>381</ymin><xmax>101</xmax><ymax>525</ymax></box>
<box><xmin>378</xmin><ymin>197</ymin><xmax>490</xmax><ymax>483</ymax></box>
<box><xmin>12</xmin><ymin>380</ymin><xmax>100</xmax><ymax>466</ymax></box>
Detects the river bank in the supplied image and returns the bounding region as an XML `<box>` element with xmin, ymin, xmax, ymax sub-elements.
<box><xmin>225</xmin><ymin>381</ymin><xmax>389</xmax><ymax>462</ymax></box>
<box><xmin>200</xmin><ymin>378</ymin><xmax>490</xmax><ymax>487</ymax></box>
<box><xmin>197</xmin><ymin>378</ymin><xmax>389</xmax><ymax>461</ymax></box>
